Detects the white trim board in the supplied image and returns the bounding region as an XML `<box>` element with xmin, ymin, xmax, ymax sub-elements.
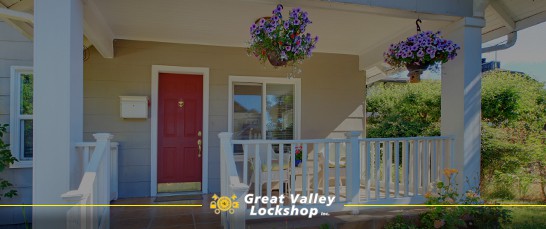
<box><xmin>9</xmin><ymin>66</ymin><xmax>34</xmax><ymax>168</ymax></box>
<box><xmin>151</xmin><ymin>65</ymin><xmax>210</xmax><ymax>196</ymax></box>
<box><xmin>228</xmin><ymin>75</ymin><xmax>302</xmax><ymax>143</ymax></box>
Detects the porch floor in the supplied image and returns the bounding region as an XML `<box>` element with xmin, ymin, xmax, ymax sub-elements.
<box><xmin>110</xmin><ymin>194</ymin><xmax>427</xmax><ymax>229</ymax></box>
<box><xmin>110</xmin><ymin>194</ymin><xmax>221</xmax><ymax>229</ymax></box>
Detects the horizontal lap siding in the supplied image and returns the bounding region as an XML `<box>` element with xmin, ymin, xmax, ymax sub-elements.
<box><xmin>0</xmin><ymin>21</ymin><xmax>33</xmax><ymax>225</ymax></box>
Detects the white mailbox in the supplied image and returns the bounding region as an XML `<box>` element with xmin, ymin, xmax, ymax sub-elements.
<box><xmin>120</xmin><ymin>96</ymin><xmax>148</xmax><ymax>119</ymax></box>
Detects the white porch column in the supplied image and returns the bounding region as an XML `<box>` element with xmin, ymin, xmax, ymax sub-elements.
<box><xmin>33</xmin><ymin>0</ymin><xmax>83</xmax><ymax>228</ymax></box>
<box><xmin>441</xmin><ymin>17</ymin><xmax>485</xmax><ymax>192</ymax></box>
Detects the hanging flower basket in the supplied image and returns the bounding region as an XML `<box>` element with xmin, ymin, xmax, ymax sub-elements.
<box><xmin>248</xmin><ymin>4</ymin><xmax>318</xmax><ymax>68</ymax></box>
<box><xmin>406</xmin><ymin>63</ymin><xmax>430</xmax><ymax>83</ymax></box>
<box><xmin>384</xmin><ymin>31</ymin><xmax>460</xmax><ymax>83</ymax></box>
<box><xmin>267</xmin><ymin>50</ymin><xmax>288</xmax><ymax>67</ymax></box>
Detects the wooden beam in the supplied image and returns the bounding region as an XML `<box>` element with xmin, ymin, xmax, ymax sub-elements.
<box><xmin>8</xmin><ymin>0</ymin><xmax>33</xmax><ymax>11</ymax></box>
<box><xmin>489</xmin><ymin>0</ymin><xmax>515</xmax><ymax>30</ymax></box>
<box><xmin>0</xmin><ymin>1</ymin><xmax>33</xmax><ymax>40</ymax></box>
<box><xmin>0</xmin><ymin>7</ymin><xmax>33</xmax><ymax>23</ymax></box>
<box><xmin>82</xmin><ymin>0</ymin><xmax>114</xmax><ymax>58</ymax></box>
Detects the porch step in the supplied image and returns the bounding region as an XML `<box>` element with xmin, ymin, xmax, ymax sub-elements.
<box><xmin>245</xmin><ymin>208</ymin><xmax>426</xmax><ymax>229</ymax></box>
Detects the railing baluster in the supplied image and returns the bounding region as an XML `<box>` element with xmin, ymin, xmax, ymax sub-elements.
<box><xmin>313</xmin><ymin>143</ymin><xmax>319</xmax><ymax>195</ymax></box>
<box><xmin>83</xmin><ymin>146</ymin><xmax>90</xmax><ymax>169</ymax></box>
<box><xmin>302</xmin><ymin>144</ymin><xmax>308</xmax><ymax>196</ymax></box>
<box><xmin>366</xmin><ymin>141</ymin><xmax>371</xmax><ymax>201</ymax></box>
<box><xmin>267</xmin><ymin>144</ymin><xmax>272</xmax><ymax>209</ymax></box>
<box><xmin>254</xmin><ymin>144</ymin><xmax>260</xmax><ymax>208</ymax></box>
<box><xmin>291</xmin><ymin>144</ymin><xmax>296</xmax><ymax>196</ymax></box>
<box><xmin>432</xmin><ymin>140</ymin><xmax>437</xmax><ymax>192</ymax></box>
<box><xmin>375</xmin><ymin>141</ymin><xmax>380</xmax><ymax>200</ymax></box>
<box><xmin>403</xmin><ymin>140</ymin><xmax>409</xmax><ymax>197</ymax></box>
<box><xmin>243</xmin><ymin>144</ymin><xmax>248</xmax><ymax>185</ymax></box>
<box><xmin>413</xmin><ymin>140</ymin><xmax>419</xmax><ymax>196</ymax></box>
<box><xmin>279</xmin><ymin>143</ymin><xmax>284</xmax><ymax>207</ymax></box>
<box><xmin>423</xmin><ymin>140</ymin><xmax>429</xmax><ymax>194</ymax></box>
<box><xmin>383</xmin><ymin>141</ymin><xmax>391</xmax><ymax>199</ymax></box>
<box><xmin>395</xmin><ymin>140</ymin><xmax>400</xmax><ymax>198</ymax></box>
<box><xmin>441</xmin><ymin>139</ymin><xmax>446</xmax><ymax>184</ymax></box>
<box><xmin>335</xmin><ymin>142</ymin><xmax>341</xmax><ymax>201</ymax></box>
<box><xmin>324</xmin><ymin>143</ymin><xmax>330</xmax><ymax>196</ymax></box>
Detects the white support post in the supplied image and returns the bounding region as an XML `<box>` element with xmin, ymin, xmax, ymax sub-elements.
<box><xmin>441</xmin><ymin>17</ymin><xmax>485</xmax><ymax>193</ymax></box>
<box><xmin>345</xmin><ymin>131</ymin><xmax>361</xmax><ymax>212</ymax></box>
<box><xmin>33</xmin><ymin>0</ymin><xmax>84</xmax><ymax>228</ymax></box>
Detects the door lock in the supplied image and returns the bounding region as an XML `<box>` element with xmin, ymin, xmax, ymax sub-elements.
<box><xmin>197</xmin><ymin>139</ymin><xmax>202</xmax><ymax>158</ymax></box>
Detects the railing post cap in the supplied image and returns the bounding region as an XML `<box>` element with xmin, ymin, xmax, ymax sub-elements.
<box><xmin>345</xmin><ymin>131</ymin><xmax>362</xmax><ymax>138</ymax></box>
<box><xmin>218</xmin><ymin>132</ymin><xmax>233</xmax><ymax>139</ymax></box>
<box><xmin>93</xmin><ymin>133</ymin><xmax>114</xmax><ymax>141</ymax></box>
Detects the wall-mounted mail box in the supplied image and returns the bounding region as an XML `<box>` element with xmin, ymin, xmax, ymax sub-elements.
<box><xmin>120</xmin><ymin>96</ymin><xmax>148</xmax><ymax>119</ymax></box>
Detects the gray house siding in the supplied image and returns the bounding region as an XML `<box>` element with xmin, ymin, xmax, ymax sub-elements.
<box><xmin>0</xmin><ymin>20</ymin><xmax>33</xmax><ymax>225</ymax></box>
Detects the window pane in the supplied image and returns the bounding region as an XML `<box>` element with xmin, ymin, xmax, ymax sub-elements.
<box><xmin>20</xmin><ymin>120</ymin><xmax>33</xmax><ymax>159</ymax></box>
<box><xmin>266</xmin><ymin>84</ymin><xmax>294</xmax><ymax>140</ymax></box>
<box><xmin>20</xmin><ymin>74</ymin><xmax>33</xmax><ymax>115</ymax></box>
<box><xmin>233</xmin><ymin>84</ymin><xmax>262</xmax><ymax>140</ymax></box>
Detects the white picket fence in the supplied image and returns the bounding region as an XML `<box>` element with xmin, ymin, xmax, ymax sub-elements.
<box><xmin>219</xmin><ymin>132</ymin><xmax>455</xmax><ymax>228</ymax></box>
<box><xmin>61</xmin><ymin>133</ymin><xmax>118</xmax><ymax>229</ymax></box>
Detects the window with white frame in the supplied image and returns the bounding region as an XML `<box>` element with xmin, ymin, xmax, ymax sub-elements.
<box><xmin>10</xmin><ymin>66</ymin><xmax>33</xmax><ymax>167</ymax></box>
<box><xmin>229</xmin><ymin>76</ymin><xmax>301</xmax><ymax>154</ymax></box>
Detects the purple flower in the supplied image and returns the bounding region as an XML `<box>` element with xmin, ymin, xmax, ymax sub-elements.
<box><xmin>314</xmin><ymin>36</ymin><xmax>319</xmax><ymax>42</ymax></box>
<box><xmin>283</xmin><ymin>21</ymin><xmax>290</xmax><ymax>29</ymax></box>
<box><xmin>259</xmin><ymin>18</ymin><xmax>266</xmax><ymax>26</ymax></box>
<box><xmin>285</xmin><ymin>46</ymin><xmax>291</xmax><ymax>51</ymax></box>
<box><xmin>411</xmin><ymin>45</ymin><xmax>418</xmax><ymax>51</ymax></box>
<box><xmin>250</xmin><ymin>24</ymin><xmax>257</xmax><ymax>33</ymax></box>
<box><xmin>294</xmin><ymin>19</ymin><xmax>301</xmax><ymax>25</ymax></box>
<box><xmin>417</xmin><ymin>50</ymin><xmax>425</xmax><ymax>57</ymax></box>
<box><xmin>446</xmin><ymin>46</ymin><xmax>454</xmax><ymax>52</ymax></box>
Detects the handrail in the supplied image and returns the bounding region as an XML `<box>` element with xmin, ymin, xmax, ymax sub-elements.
<box><xmin>62</xmin><ymin>133</ymin><xmax>113</xmax><ymax>229</ymax></box>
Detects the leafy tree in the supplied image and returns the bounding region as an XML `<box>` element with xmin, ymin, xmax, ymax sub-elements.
<box><xmin>366</xmin><ymin>71</ymin><xmax>546</xmax><ymax>200</ymax></box>
<box><xmin>0</xmin><ymin>124</ymin><xmax>18</xmax><ymax>200</ymax></box>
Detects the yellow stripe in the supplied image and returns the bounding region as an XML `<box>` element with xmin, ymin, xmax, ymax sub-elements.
<box><xmin>344</xmin><ymin>204</ymin><xmax>546</xmax><ymax>207</ymax></box>
<box><xmin>0</xmin><ymin>204</ymin><xmax>202</xmax><ymax>207</ymax></box>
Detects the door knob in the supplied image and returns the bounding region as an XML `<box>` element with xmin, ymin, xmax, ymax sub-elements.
<box><xmin>178</xmin><ymin>100</ymin><xmax>184</xmax><ymax>108</ymax></box>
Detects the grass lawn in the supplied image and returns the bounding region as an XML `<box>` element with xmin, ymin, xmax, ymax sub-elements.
<box><xmin>503</xmin><ymin>202</ymin><xmax>546</xmax><ymax>229</ymax></box>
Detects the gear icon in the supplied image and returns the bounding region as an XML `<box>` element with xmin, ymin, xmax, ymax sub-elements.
<box><xmin>217</xmin><ymin>196</ymin><xmax>232</xmax><ymax>211</ymax></box>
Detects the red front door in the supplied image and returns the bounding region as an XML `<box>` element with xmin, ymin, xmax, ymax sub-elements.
<box><xmin>158</xmin><ymin>73</ymin><xmax>203</xmax><ymax>192</ymax></box>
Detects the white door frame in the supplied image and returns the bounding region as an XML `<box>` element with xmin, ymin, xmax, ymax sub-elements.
<box><xmin>151</xmin><ymin>65</ymin><xmax>209</xmax><ymax>196</ymax></box>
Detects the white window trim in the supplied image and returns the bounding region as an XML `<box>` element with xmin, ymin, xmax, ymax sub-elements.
<box><xmin>228</xmin><ymin>75</ymin><xmax>302</xmax><ymax>142</ymax></box>
<box><xmin>9</xmin><ymin>66</ymin><xmax>33</xmax><ymax>168</ymax></box>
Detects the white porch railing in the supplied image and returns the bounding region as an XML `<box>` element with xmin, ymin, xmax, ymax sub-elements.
<box><xmin>219</xmin><ymin>132</ymin><xmax>455</xmax><ymax>228</ymax></box>
<box><xmin>72</xmin><ymin>141</ymin><xmax>120</xmax><ymax>200</ymax></box>
<box><xmin>61</xmin><ymin>133</ymin><xmax>116</xmax><ymax>229</ymax></box>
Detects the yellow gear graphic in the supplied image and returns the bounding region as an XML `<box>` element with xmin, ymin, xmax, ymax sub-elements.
<box><xmin>217</xmin><ymin>196</ymin><xmax>232</xmax><ymax>211</ymax></box>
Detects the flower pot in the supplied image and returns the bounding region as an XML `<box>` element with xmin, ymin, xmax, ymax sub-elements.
<box><xmin>295</xmin><ymin>159</ymin><xmax>302</xmax><ymax>167</ymax></box>
<box><xmin>267</xmin><ymin>51</ymin><xmax>288</xmax><ymax>67</ymax></box>
<box><xmin>406</xmin><ymin>63</ymin><xmax>430</xmax><ymax>83</ymax></box>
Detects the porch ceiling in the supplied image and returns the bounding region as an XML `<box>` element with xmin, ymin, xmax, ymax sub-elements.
<box><xmin>1</xmin><ymin>0</ymin><xmax>546</xmax><ymax>69</ymax></box>
<box><xmin>92</xmin><ymin>0</ymin><xmax>451</xmax><ymax>56</ymax></box>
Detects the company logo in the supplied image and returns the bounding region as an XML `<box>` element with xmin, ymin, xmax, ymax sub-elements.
<box><xmin>210</xmin><ymin>194</ymin><xmax>239</xmax><ymax>214</ymax></box>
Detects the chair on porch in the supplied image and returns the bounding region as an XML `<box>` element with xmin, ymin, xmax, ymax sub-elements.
<box><xmin>247</xmin><ymin>144</ymin><xmax>290</xmax><ymax>194</ymax></box>
<box><xmin>313</xmin><ymin>151</ymin><xmax>347</xmax><ymax>195</ymax></box>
